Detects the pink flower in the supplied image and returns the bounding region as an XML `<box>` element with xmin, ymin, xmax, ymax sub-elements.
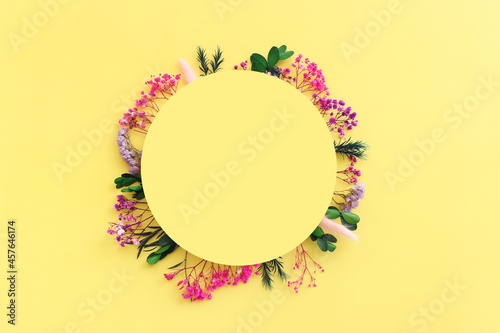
<box><xmin>164</xmin><ymin>273</ymin><xmax>176</xmax><ymax>280</ymax></box>
<box><xmin>178</xmin><ymin>58</ymin><xmax>197</xmax><ymax>83</ymax></box>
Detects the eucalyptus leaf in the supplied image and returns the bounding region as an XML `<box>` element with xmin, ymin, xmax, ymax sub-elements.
<box><xmin>341</xmin><ymin>212</ymin><xmax>360</xmax><ymax>224</ymax></box>
<box><xmin>267</xmin><ymin>46</ymin><xmax>279</xmax><ymax>67</ymax></box>
<box><xmin>251</xmin><ymin>62</ymin><xmax>267</xmax><ymax>73</ymax></box>
<box><xmin>279</xmin><ymin>51</ymin><xmax>294</xmax><ymax>60</ymax></box>
<box><xmin>322</xmin><ymin>234</ymin><xmax>337</xmax><ymax>243</ymax></box>
<box><xmin>128</xmin><ymin>185</ymin><xmax>143</xmax><ymax>191</ymax></box>
<box><xmin>326</xmin><ymin>207</ymin><xmax>340</xmax><ymax>220</ymax></box>
<box><xmin>312</xmin><ymin>227</ymin><xmax>324</xmax><ymax>237</ymax></box>
<box><xmin>317</xmin><ymin>238</ymin><xmax>328</xmax><ymax>252</ymax></box>
<box><xmin>114</xmin><ymin>176</ymin><xmax>137</xmax><ymax>189</ymax></box>
<box><xmin>340</xmin><ymin>215</ymin><xmax>357</xmax><ymax>231</ymax></box>
<box><xmin>250</xmin><ymin>53</ymin><xmax>267</xmax><ymax>67</ymax></box>
<box><xmin>327</xmin><ymin>243</ymin><xmax>336</xmax><ymax>252</ymax></box>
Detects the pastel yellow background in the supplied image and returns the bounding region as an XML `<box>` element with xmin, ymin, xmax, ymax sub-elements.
<box><xmin>1</xmin><ymin>0</ymin><xmax>499</xmax><ymax>332</ymax></box>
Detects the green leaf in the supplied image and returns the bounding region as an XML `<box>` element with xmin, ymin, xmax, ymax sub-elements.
<box><xmin>341</xmin><ymin>212</ymin><xmax>360</xmax><ymax>224</ymax></box>
<box><xmin>278</xmin><ymin>45</ymin><xmax>287</xmax><ymax>53</ymax></box>
<box><xmin>251</xmin><ymin>62</ymin><xmax>267</xmax><ymax>73</ymax></box>
<box><xmin>326</xmin><ymin>207</ymin><xmax>340</xmax><ymax>220</ymax></box>
<box><xmin>159</xmin><ymin>244</ymin><xmax>178</xmax><ymax>260</ymax></box>
<box><xmin>279</xmin><ymin>50</ymin><xmax>294</xmax><ymax>60</ymax></box>
<box><xmin>121</xmin><ymin>173</ymin><xmax>140</xmax><ymax>179</ymax></box>
<box><xmin>252</xmin><ymin>62</ymin><xmax>266</xmax><ymax>73</ymax></box>
<box><xmin>340</xmin><ymin>216</ymin><xmax>357</xmax><ymax>231</ymax></box>
<box><xmin>317</xmin><ymin>238</ymin><xmax>328</xmax><ymax>252</ymax></box>
<box><xmin>135</xmin><ymin>191</ymin><xmax>145</xmax><ymax>200</ymax></box>
<box><xmin>147</xmin><ymin>253</ymin><xmax>161</xmax><ymax>265</ymax></box>
<box><xmin>312</xmin><ymin>227</ymin><xmax>324</xmax><ymax>237</ymax></box>
<box><xmin>114</xmin><ymin>176</ymin><xmax>137</xmax><ymax>189</ymax></box>
<box><xmin>158</xmin><ymin>234</ymin><xmax>173</xmax><ymax>247</ymax></box>
<box><xmin>154</xmin><ymin>244</ymin><xmax>171</xmax><ymax>254</ymax></box>
<box><xmin>250</xmin><ymin>53</ymin><xmax>267</xmax><ymax>67</ymax></box>
<box><xmin>168</xmin><ymin>261</ymin><xmax>184</xmax><ymax>269</ymax></box>
<box><xmin>267</xmin><ymin>46</ymin><xmax>279</xmax><ymax>67</ymax></box>
<box><xmin>309</xmin><ymin>234</ymin><xmax>318</xmax><ymax>241</ymax></box>
<box><xmin>327</xmin><ymin>243</ymin><xmax>336</xmax><ymax>252</ymax></box>
<box><xmin>322</xmin><ymin>233</ymin><xmax>337</xmax><ymax>243</ymax></box>
<box><xmin>121</xmin><ymin>188</ymin><xmax>133</xmax><ymax>192</ymax></box>
<box><xmin>128</xmin><ymin>185</ymin><xmax>143</xmax><ymax>191</ymax></box>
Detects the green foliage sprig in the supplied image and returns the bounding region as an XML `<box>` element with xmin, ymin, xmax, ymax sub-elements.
<box><xmin>137</xmin><ymin>226</ymin><xmax>179</xmax><ymax>264</ymax></box>
<box><xmin>250</xmin><ymin>44</ymin><xmax>294</xmax><ymax>77</ymax></box>
<box><xmin>334</xmin><ymin>137</ymin><xmax>369</xmax><ymax>160</ymax></box>
<box><xmin>310</xmin><ymin>206</ymin><xmax>361</xmax><ymax>252</ymax></box>
<box><xmin>310</xmin><ymin>226</ymin><xmax>337</xmax><ymax>252</ymax></box>
<box><xmin>196</xmin><ymin>46</ymin><xmax>210</xmax><ymax>76</ymax></box>
<box><xmin>196</xmin><ymin>45</ymin><xmax>224</xmax><ymax>76</ymax></box>
<box><xmin>258</xmin><ymin>258</ymin><xmax>288</xmax><ymax>290</ymax></box>
<box><xmin>114</xmin><ymin>173</ymin><xmax>145</xmax><ymax>200</ymax></box>
<box><xmin>327</xmin><ymin>205</ymin><xmax>360</xmax><ymax>232</ymax></box>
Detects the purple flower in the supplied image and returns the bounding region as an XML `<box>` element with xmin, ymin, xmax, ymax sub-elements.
<box><xmin>117</xmin><ymin>127</ymin><xmax>141</xmax><ymax>175</ymax></box>
<box><xmin>342</xmin><ymin>183</ymin><xmax>366</xmax><ymax>212</ymax></box>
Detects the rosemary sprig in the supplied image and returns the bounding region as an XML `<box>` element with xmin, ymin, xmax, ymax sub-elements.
<box><xmin>334</xmin><ymin>137</ymin><xmax>369</xmax><ymax>160</ymax></box>
<box><xmin>196</xmin><ymin>45</ymin><xmax>224</xmax><ymax>76</ymax></box>
<box><xmin>196</xmin><ymin>46</ymin><xmax>210</xmax><ymax>76</ymax></box>
<box><xmin>258</xmin><ymin>258</ymin><xmax>288</xmax><ymax>290</ymax></box>
<box><xmin>209</xmin><ymin>45</ymin><xmax>224</xmax><ymax>74</ymax></box>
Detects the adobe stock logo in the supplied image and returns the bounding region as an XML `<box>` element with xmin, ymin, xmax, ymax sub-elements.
<box><xmin>213</xmin><ymin>0</ymin><xmax>244</xmax><ymax>21</ymax></box>
<box><xmin>7</xmin><ymin>0</ymin><xmax>73</xmax><ymax>54</ymax></box>
<box><xmin>56</xmin><ymin>268</ymin><xmax>135</xmax><ymax>333</ymax></box>
<box><xmin>222</xmin><ymin>290</ymin><xmax>287</xmax><ymax>333</ymax></box>
<box><xmin>340</xmin><ymin>0</ymin><xmax>403</xmax><ymax>63</ymax></box>
<box><xmin>52</xmin><ymin>119</ymin><xmax>114</xmax><ymax>182</ymax></box>
<box><xmin>400</xmin><ymin>277</ymin><xmax>466</xmax><ymax>333</ymax></box>
<box><xmin>385</xmin><ymin>74</ymin><xmax>498</xmax><ymax>191</ymax></box>
<box><xmin>51</xmin><ymin>65</ymin><xmax>160</xmax><ymax>183</ymax></box>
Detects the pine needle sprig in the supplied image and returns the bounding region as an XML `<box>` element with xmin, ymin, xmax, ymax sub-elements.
<box><xmin>334</xmin><ymin>137</ymin><xmax>369</xmax><ymax>160</ymax></box>
<box><xmin>209</xmin><ymin>45</ymin><xmax>224</xmax><ymax>74</ymax></box>
<box><xmin>258</xmin><ymin>258</ymin><xmax>288</xmax><ymax>290</ymax></box>
<box><xmin>196</xmin><ymin>46</ymin><xmax>210</xmax><ymax>76</ymax></box>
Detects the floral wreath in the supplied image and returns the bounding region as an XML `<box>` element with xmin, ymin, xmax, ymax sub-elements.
<box><xmin>107</xmin><ymin>45</ymin><xmax>369</xmax><ymax>301</ymax></box>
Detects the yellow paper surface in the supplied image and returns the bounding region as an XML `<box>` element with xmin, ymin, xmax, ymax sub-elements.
<box><xmin>1</xmin><ymin>0</ymin><xmax>500</xmax><ymax>332</ymax></box>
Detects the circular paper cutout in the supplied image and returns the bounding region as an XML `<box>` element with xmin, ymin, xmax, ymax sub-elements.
<box><xmin>142</xmin><ymin>70</ymin><xmax>336</xmax><ymax>265</ymax></box>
